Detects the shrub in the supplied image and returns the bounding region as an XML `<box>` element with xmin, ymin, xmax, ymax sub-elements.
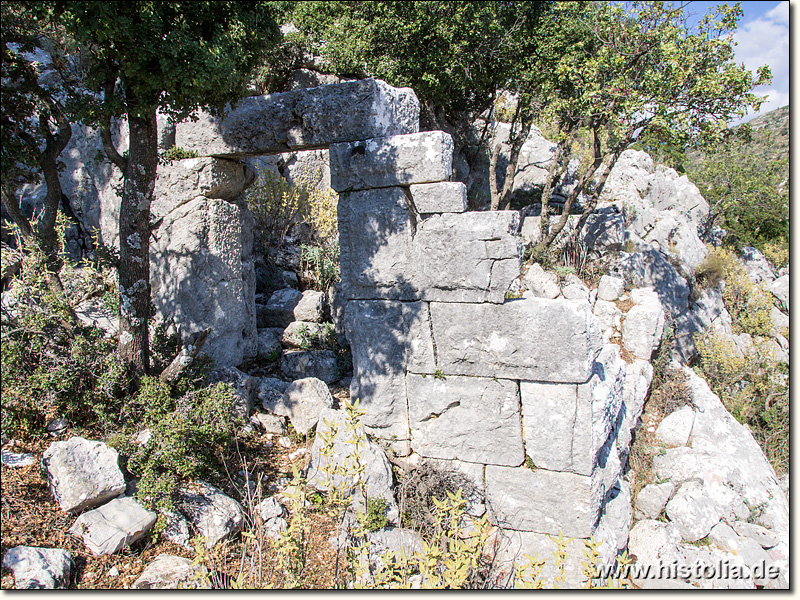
<box><xmin>161</xmin><ymin>145</ymin><xmax>199</xmax><ymax>162</ymax></box>
<box><xmin>245</xmin><ymin>166</ymin><xmax>339</xmax><ymax>246</ymax></box>
<box><xmin>122</xmin><ymin>377</ymin><xmax>240</xmax><ymax>511</ymax></box>
<box><xmin>695</xmin><ymin>331</ymin><xmax>788</xmax><ymax>474</ymax></box>
<box><xmin>1</xmin><ymin>234</ymin><xmax>127</xmax><ymax>438</ymax></box>
<box><xmin>300</xmin><ymin>242</ymin><xmax>340</xmax><ymax>292</ymax></box>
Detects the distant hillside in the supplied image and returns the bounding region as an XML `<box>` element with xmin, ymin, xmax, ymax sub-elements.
<box><xmin>686</xmin><ymin>104</ymin><xmax>789</xmax><ymax>169</ymax></box>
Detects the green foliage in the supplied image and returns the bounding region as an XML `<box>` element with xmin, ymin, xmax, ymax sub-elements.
<box><xmin>361</xmin><ymin>497</ymin><xmax>390</xmax><ymax>533</ymax></box>
<box><xmin>123</xmin><ymin>378</ymin><xmax>240</xmax><ymax>511</ymax></box>
<box><xmin>291</xmin><ymin>1</ymin><xmax>548</xmax><ymax>122</ymax></box>
<box><xmin>161</xmin><ymin>145</ymin><xmax>199</xmax><ymax>162</ymax></box>
<box><xmin>695</xmin><ymin>332</ymin><xmax>788</xmax><ymax>475</ymax></box>
<box><xmin>686</xmin><ymin>126</ymin><xmax>788</xmax><ymax>254</ymax></box>
<box><xmin>246</xmin><ymin>167</ymin><xmax>339</xmax><ymax>247</ymax></box>
<box><xmin>300</xmin><ymin>242</ymin><xmax>340</xmax><ymax>293</ymax></box>
<box><xmin>1</xmin><ymin>234</ymin><xmax>127</xmax><ymax>438</ymax></box>
<box><xmin>433</xmin><ymin>370</ymin><xmax>446</xmax><ymax>381</ymax></box>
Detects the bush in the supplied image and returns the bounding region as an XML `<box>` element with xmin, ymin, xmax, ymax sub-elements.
<box><xmin>122</xmin><ymin>377</ymin><xmax>240</xmax><ymax>511</ymax></box>
<box><xmin>694</xmin><ymin>246</ymin><xmax>772</xmax><ymax>337</ymax></box>
<box><xmin>695</xmin><ymin>332</ymin><xmax>788</xmax><ymax>475</ymax></box>
<box><xmin>300</xmin><ymin>242</ymin><xmax>340</xmax><ymax>292</ymax></box>
<box><xmin>245</xmin><ymin>166</ymin><xmax>339</xmax><ymax>245</ymax></box>
<box><xmin>1</xmin><ymin>236</ymin><xmax>127</xmax><ymax>438</ymax></box>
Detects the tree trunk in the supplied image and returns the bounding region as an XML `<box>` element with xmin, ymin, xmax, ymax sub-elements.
<box><xmin>117</xmin><ymin>109</ymin><xmax>158</xmax><ymax>377</ymax></box>
<box><xmin>490</xmin><ymin>121</ymin><xmax>531</xmax><ymax>211</ymax></box>
<box><xmin>539</xmin><ymin>133</ymin><xmax>573</xmax><ymax>241</ymax></box>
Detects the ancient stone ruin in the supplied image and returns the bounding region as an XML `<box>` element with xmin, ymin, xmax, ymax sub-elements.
<box><xmin>156</xmin><ymin>77</ymin><xmax>646</xmax><ymax>567</ymax></box>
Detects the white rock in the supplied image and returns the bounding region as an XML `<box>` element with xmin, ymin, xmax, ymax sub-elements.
<box><xmin>174</xmin><ymin>480</ymin><xmax>245</xmax><ymax>548</ymax></box>
<box><xmin>280</xmin><ymin>377</ymin><xmax>335</xmax><ymax>435</ymax></box>
<box><xmin>132</xmin><ymin>554</ymin><xmax>210</xmax><ymax>589</ymax></box>
<box><xmin>635</xmin><ymin>482</ymin><xmax>675</xmax><ymax>520</ymax></box>
<box><xmin>733</xmin><ymin>521</ymin><xmax>778</xmax><ymax>549</ymax></box>
<box><xmin>665</xmin><ymin>480</ymin><xmax>723</xmax><ymax>542</ymax></box>
<box><xmin>522</xmin><ymin>263</ymin><xmax>561</xmax><ymax>299</ymax></box>
<box><xmin>409</xmin><ymin>181</ymin><xmax>467</xmax><ymax>213</ymax></box>
<box><xmin>69</xmin><ymin>497</ymin><xmax>157</xmax><ymax>555</ymax></box>
<box><xmin>255</xmin><ymin>497</ymin><xmax>285</xmax><ymax>522</ymax></box>
<box><xmin>306</xmin><ymin>408</ymin><xmax>399</xmax><ymax>524</ymax></box>
<box><xmin>627</xmin><ymin>519</ymin><xmax>686</xmax><ymax>588</ymax></box>
<box><xmin>2</xmin><ymin>546</ymin><xmax>72</xmax><ymax>589</ymax></box>
<box><xmin>597</xmin><ymin>275</ymin><xmax>625</xmax><ymax>301</ymax></box>
<box><xmin>622</xmin><ymin>300</ymin><xmax>665</xmax><ymax>360</ymax></box>
<box><xmin>42</xmin><ymin>437</ymin><xmax>126</xmax><ymax>513</ymax></box>
<box><xmin>655</xmin><ymin>406</ymin><xmax>695</xmax><ymax>447</ymax></box>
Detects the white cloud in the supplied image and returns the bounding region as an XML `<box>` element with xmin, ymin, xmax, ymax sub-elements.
<box><xmin>730</xmin><ymin>2</ymin><xmax>789</xmax><ymax>122</ymax></box>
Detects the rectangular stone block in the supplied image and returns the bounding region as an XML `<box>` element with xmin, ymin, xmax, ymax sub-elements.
<box><xmin>485</xmin><ymin>465</ymin><xmax>601</xmax><ymax>538</ymax></box>
<box><xmin>344</xmin><ymin>300</ymin><xmax>434</xmax><ymax>440</ymax></box>
<box><xmin>409</xmin><ymin>182</ymin><xmax>467</xmax><ymax>213</ymax></box>
<box><xmin>152</xmin><ymin>157</ymin><xmax>251</xmax><ymax>225</ymax></box>
<box><xmin>407</xmin><ymin>374</ymin><xmax>524</xmax><ymax>466</ymax></box>
<box><xmin>427</xmin><ymin>298</ymin><xmax>602</xmax><ymax>383</ymax></box>
<box><xmin>329</xmin><ymin>131</ymin><xmax>453</xmax><ymax>192</ymax></box>
<box><xmin>414</xmin><ymin>211</ymin><xmax>522</xmax><ymax>304</ymax></box>
<box><xmin>520</xmin><ymin>345</ymin><xmax>626</xmax><ymax>476</ymax></box>
<box><xmin>176</xmin><ymin>78</ymin><xmax>420</xmax><ymax>157</ymax></box>
<box><xmin>151</xmin><ymin>196</ymin><xmax>256</xmax><ymax>367</ymax></box>
<box><xmin>338</xmin><ymin>187</ymin><xmax>417</xmax><ymax>300</ymax></box>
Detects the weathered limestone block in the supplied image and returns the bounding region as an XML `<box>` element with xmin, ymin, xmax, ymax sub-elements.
<box><xmin>175</xmin><ymin>480</ymin><xmax>245</xmax><ymax>548</ymax></box>
<box><xmin>561</xmin><ymin>274</ymin><xmax>589</xmax><ymax>301</ymax></box>
<box><xmin>280</xmin><ymin>377</ymin><xmax>335</xmax><ymax>435</ymax></box>
<box><xmin>485</xmin><ymin>465</ymin><xmax>601</xmax><ymax>538</ymax></box>
<box><xmin>581</xmin><ymin>208</ymin><xmax>625</xmax><ymax>252</ymax></box>
<box><xmin>282</xmin><ymin>321</ymin><xmax>332</xmax><ymax>348</ymax></box>
<box><xmin>42</xmin><ymin>437</ymin><xmax>126</xmax><ymax>513</ymax></box>
<box><xmin>338</xmin><ymin>187</ymin><xmax>416</xmax><ymax>300</ymax></box>
<box><xmin>306</xmin><ymin>408</ymin><xmax>399</xmax><ymax>524</ymax></box>
<box><xmin>407</xmin><ymin>374</ymin><xmax>524</xmax><ymax>466</ymax></box>
<box><xmin>345</xmin><ymin>300</ymin><xmax>433</xmax><ymax>440</ymax></box>
<box><xmin>176</xmin><ymin>78</ymin><xmax>419</xmax><ymax>157</ymax></box>
<box><xmin>428</xmin><ymin>298</ymin><xmax>602</xmax><ymax>382</ymax></box>
<box><xmin>522</xmin><ymin>263</ymin><xmax>560</xmax><ymax>299</ymax></box>
<box><xmin>409</xmin><ymin>182</ymin><xmax>467</xmax><ymax>213</ymax></box>
<box><xmin>329</xmin><ymin>131</ymin><xmax>453</xmax><ymax>192</ymax></box>
<box><xmin>655</xmin><ymin>406</ymin><xmax>695</xmax><ymax>447</ymax></box>
<box><xmin>259</xmin><ymin>289</ymin><xmax>325</xmax><ymax>328</ymax></box>
<box><xmin>132</xmin><ymin>554</ymin><xmax>210</xmax><ymax>589</ymax></box>
<box><xmin>151</xmin><ymin>196</ymin><xmax>256</xmax><ymax>367</ymax></box>
<box><xmin>622</xmin><ymin>293</ymin><xmax>665</xmax><ymax>360</ymax></box>
<box><xmin>769</xmin><ymin>274</ymin><xmax>789</xmax><ymax>314</ymax></box>
<box><xmin>665</xmin><ymin>480</ymin><xmax>723</xmax><ymax>542</ymax></box>
<box><xmin>635</xmin><ymin>482</ymin><xmax>675</xmax><ymax>520</ymax></box>
<box><xmin>617</xmin><ymin>359</ymin><xmax>653</xmax><ymax>457</ymax></box>
<box><xmin>521</xmin><ymin>345</ymin><xmax>624</xmax><ymax>476</ymax></box>
<box><xmin>281</xmin><ymin>350</ymin><xmax>339</xmax><ymax>383</ymax></box>
<box><xmin>596</xmin><ymin>275</ymin><xmax>625</xmax><ymax>302</ymax></box>
<box><xmin>2</xmin><ymin>547</ymin><xmax>72</xmax><ymax>589</ymax></box>
<box><xmin>257</xmin><ymin>377</ymin><xmax>289</xmax><ymax>413</ymax></box>
<box><xmin>626</xmin><ymin>520</ymin><xmax>688</xmax><ymax>589</ymax></box>
<box><xmin>69</xmin><ymin>497</ymin><xmax>157</xmax><ymax>555</ymax></box>
<box><xmin>152</xmin><ymin>157</ymin><xmax>253</xmax><ymax>223</ymax></box>
<box><xmin>414</xmin><ymin>211</ymin><xmax>522</xmax><ymax>303</ymax></box>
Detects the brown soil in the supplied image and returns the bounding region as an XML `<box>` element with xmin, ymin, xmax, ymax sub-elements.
<box><xmin>1</xmin><ymin>384</ymin><xmax>355</xmax><ymax>590</ymax></box>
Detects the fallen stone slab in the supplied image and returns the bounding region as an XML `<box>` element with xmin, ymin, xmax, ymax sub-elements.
<box><xmin>596</xmin><ymin>275</ymin><xmax>625</xmax><ymax>302</ymax></box>
<box><xmin>2</xmin><ymin>546</ymin><xmax>72</xmax><ymax>589</ymax></box>
<box><xmin>175</xmin><ymin>480</ymin><xmax>245</xmax><ymax>548</ymax></box>
<box><xmin>281</xmin><ymin>350</ymin><xmax>339</xmax><ymax>384</ymax></box>
<box><xmin>281</xmin><ymin>377</ymin><xmax>335</xmax><ymax>435</ymax></box>
<box><xmin>68</xmin><ymin>497</ymin><xmax>157</xmax><ymax>555</ymax></box>
<box><xmin>132</xmin><ymin>554</ymin><xmax>210</xmax><ymax>589</ymax></box>
<box><xmin>622</xmin><ymin>298</ymin><xmax>665</xmax><ymax>360</ymax></box>
<box><xmin>176</xmin><ymin>78</ymin><xmax>420</xmax><ymax>157</ymax></box>
<box><xmin>330</xmin><ymin>131</ymin><xmax>453</xmax><ymax>192</ymax></box>
<box><xmin>257</xmin><ymin>377</ymin><xmax>290</xmax><ymax>413</ymax></box>
<box><xmin>665</xmin><ymin>480</ymin><xmax>723</xmax><ymax>542</ymax></box>
<box><xmin>250</xmin><ymin>412</ymin><xmax>287</xmax><ymax>435</ymax></box>
<box><xmin>307</xmin><ymin>408</ymin><xmax>399</xmax><ymax>524</ymax></box>
<box><xmin>42</xmin><ymin>437</ymin><xmax>126</xmax><ymax>513</ymax></box>
<box><xmin>635</xmin><ymin>482</ymin><xmax>675</xmax><ymax>520</ymax></box>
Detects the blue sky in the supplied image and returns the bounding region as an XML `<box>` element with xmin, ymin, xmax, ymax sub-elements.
<box><xmin>687</xmin><ymin>1</ymin><xmax>790</xmax><ymax>122</ymax></box>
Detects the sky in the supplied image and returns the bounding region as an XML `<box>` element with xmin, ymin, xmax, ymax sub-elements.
<box><xmin>687</xmin><ymin>0</ymin><xmax>790</xmax><ymax>122</ymax></box>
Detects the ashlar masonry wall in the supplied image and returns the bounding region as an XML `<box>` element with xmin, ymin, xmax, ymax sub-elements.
<box><xmin>171</xmin><ymin>78</ymin><xmax>644</xmax><ymax>566</ymax></box>
<box><xmin>328</xmin><ymin>129</ymin><xmax>632</xmax><ymax>555</ymax></box>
